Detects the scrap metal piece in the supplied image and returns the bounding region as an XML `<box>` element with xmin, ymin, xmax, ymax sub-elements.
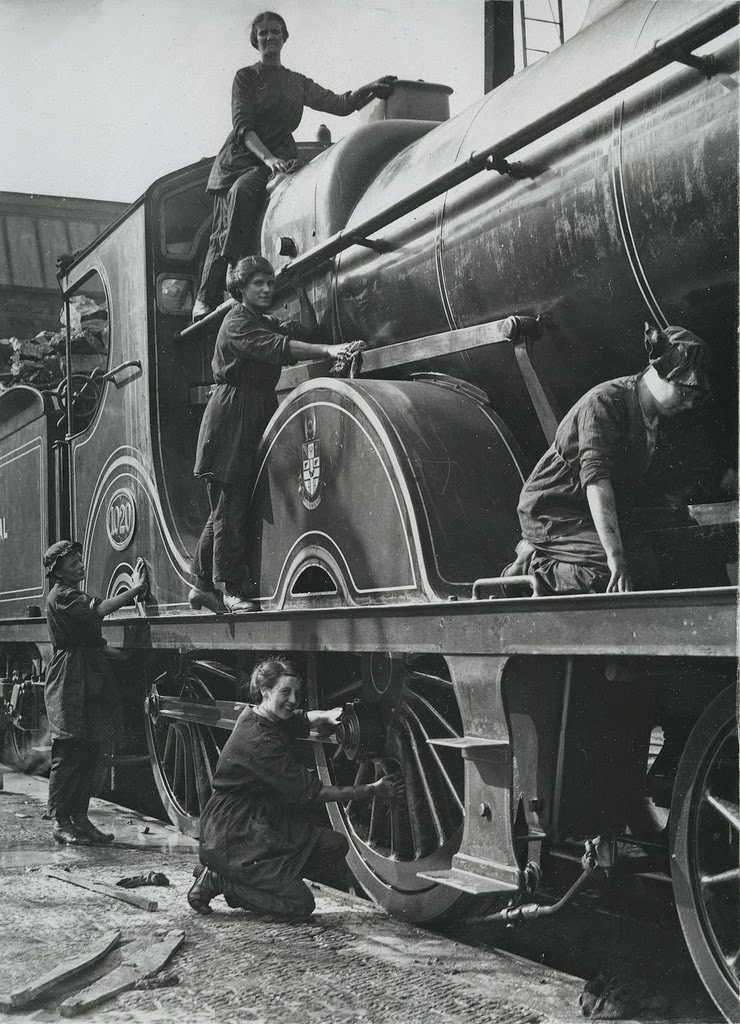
<box><xmin>45</xmin><ymin>869</ymin><xmax>158</xmax><ymax>911</ymax></box>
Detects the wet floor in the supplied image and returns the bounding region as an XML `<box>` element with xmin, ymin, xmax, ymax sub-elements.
<box><xmin>0</xmin><ymin>765</ymin><xmax>198</xmax><ymax>879</ymax></box>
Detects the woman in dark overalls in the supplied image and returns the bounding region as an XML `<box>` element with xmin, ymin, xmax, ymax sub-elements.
<box><xmin>189</xmin><ymin>255</ymin><xmax>350</xmax><ymax>613</ymax></box>
<box><xmin>43</xmin><ymin>540</ymin><xmax>147</xmax><ymax>845</ymax></box>
<box><xmin>188</xmin><ymin>658</ymin><xmax>404</xmax><ymax>920</ymax></box>
<box><xmin>192</xmin><ymin>9</ymin><xmax>395</xmax><ymax>320</ymax></box>
<box><xmin>504</xmin><ymin>325</ymin><xmax>717</xmax><ymax>594</ymax></box>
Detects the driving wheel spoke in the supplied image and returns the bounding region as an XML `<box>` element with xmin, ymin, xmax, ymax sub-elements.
<box><xmin>705</xmin><ymin>792</ymin><xmax>740</xmax><ymax>832</ymax></box>
<box><xmin>190</xmin><ymin>724</ymin><xmax>214</xmax><ymax>814</ymax></box>
<box><xmin>312</xmin><ymin>652</ymin><xmax>471</xmax><ymax>923</ymax></box>
<box><xmin>398</xmin><ymin>715</ymin><xmax>445</xmax><ymax>847</ymax></box>
<box><xmin>161</xmin><ymin>726</ymin><xmax>176</xmax><ymax>776</ymax></box>
<box><xmin>670</xmin><ymin>686</ymin><xmax>739</xmax><ymax>1018</ymax></box>
<box><xmin>404</xmin><ymin>699</ymin><xmax>464</xmax><ymax>815</ymax></box>
<box><xmin>145</xmin><ymin>671</ymin><xmax>232</xmax><ymax>836</ymax></box>
<box><xmin>701</xmin><ymin>867</ymin><xmax>740</xmax><ymax>888</ymax></box>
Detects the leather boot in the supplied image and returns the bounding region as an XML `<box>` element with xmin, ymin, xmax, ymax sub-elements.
<box><xmin>223</xmin><ymin>593</ymin><xmax>259</xmax><ymax>613</ymax></box>
<box><xmin>191</xmin><ymin>300</ymin><xmax>212</xmax><ymax>323</ymax></box>
<box><xmin>70</xmin><ymin>815</ymin><xmax>114</xmax><ymax>844</ymax></box>
<box><xmin>188</xmin><ymin>866</ymin><xmax>222</xmax><ymax>915</ymax></box>
<box><xmin>53</xmin><ymin>820</ymin><xmax>92</xmax><ymax>846</ymax></box>
<box><xmin>188</xmin><ymin>587</ymin><xmax>227</xmax><ymax>614</ymax></box>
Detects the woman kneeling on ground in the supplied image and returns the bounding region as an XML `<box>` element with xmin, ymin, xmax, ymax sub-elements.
<box><xmin>189</xmin><ymin>256</ymin><xmax>352</xmax><ymax>614</ymax></box>
<box><xmin>188</xmin><ymin>658</ymin><xmax>404</xmax><ymax>920</ymax></box>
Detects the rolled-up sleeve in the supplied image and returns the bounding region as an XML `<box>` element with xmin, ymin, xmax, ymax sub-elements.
<box><xmin>279</xmin><ymin>319</ymin><xmax>324</xmax><ymax>344</ymax></box>
<box><xmin>53</xmin><ymin>587</ymin><xmax>101</xmax><ymax>624</ymax></box>
<box><xmin>232</xmin><ymin>68</ymin><xmax>258</xmax><ymax>143</ymax></box>
<box><xmin>576</xmin><ymin>393</ymin><xmax>624</xmax><ymax>488</ymax></box>
<box><xmin>225</xmin><ymin>310</ymin><xmax>297</xmax><ymax>365</ymax></box>
<box><xmin>300</xmin><ymin>74</ymin><xmax>356</xmax><ymax>116</ymax></box>
<box><xmin>229</xmin><ymin>328</ymin><xmax>295</xmax><ymax>365</ymax></box>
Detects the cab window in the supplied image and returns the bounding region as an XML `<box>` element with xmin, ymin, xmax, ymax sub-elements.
<box><xmin>161</xmin><ymin>181</ymin><xmax>212</xmax><ymax>261</ymax></box>
<box><xmin>65</xmin><ymin>270</ymin><xmax>110</xmax><ymax>431</ymax></box>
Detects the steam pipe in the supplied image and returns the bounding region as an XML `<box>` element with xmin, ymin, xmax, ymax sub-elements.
<box><xmin>497</xmin><ymin>868</ymin><xmax>593</xmax><ymax>923</ymax></box>
<box><xmin>466</xmin><ymin>866</ymin><xmax>595</xmax><ymax>927</ymax></box>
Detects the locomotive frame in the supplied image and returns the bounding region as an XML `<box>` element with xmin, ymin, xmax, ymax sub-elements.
<box><xmin>1</xmin><ymin>0</ymin><xmax>738</xmax><ymax>1018</ymax></box>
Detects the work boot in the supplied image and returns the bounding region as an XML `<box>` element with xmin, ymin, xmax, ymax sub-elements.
<box><xmin>188</xmin><ymin>587</ymin><xmax>227</xmax><ymax>614</ymax></box>
<box><xmin>70</xmin><ymin>815</ymin><xmax>114</xmax><ymax>845</ymax></box>
<box><xmin>52</xmin><ymin>819</ymin><xmax>92</xmax><ymax>846</ymax></box>
<box><xmin>223</xmin><ymin>593</ymin><xmax>259</xmax><ymax>613</ymax></box>
<box><xmin>188</xmin><ymin>866</ymin><xmax>222</xmax><ymax>915</ymax></box>
<box><xmin>191</xmin><ymin>300</ymin><xmax>212</xmax><ymax>323</ymax></box>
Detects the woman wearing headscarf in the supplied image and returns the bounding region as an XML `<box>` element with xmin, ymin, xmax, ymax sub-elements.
<box><xmin>189</xmin><ymin>256</ymin><xmax>350</xmax><ymax>613</ymax></box>
<box><xmin>504</xmin><ymin>324</ymin><xmax>715</xmax><ymax>595</ymax></box>
<box><xmin>42</xmin><ymin>541</ymin><xmax>148</xmax><ymax>845</ymax></box>
<box><xmin>192</xmin><ymin>10</ymin><xmax>396</xmax><ymax>321</ymax></box>
<box><xmin>187</xmin><ymin>658</ymin><xmax>404</xmax><ymax>921</ymax></box>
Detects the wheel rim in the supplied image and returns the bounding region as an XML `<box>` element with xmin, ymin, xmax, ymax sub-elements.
<box><xmin>144</xmin><ymin>670</ymin><xmax>227</xmax><ymax>836</ymax></box>
<box><xmin>671</xmin><ymin>686</ymin><xmax>739</xmax><ymax>1019</ymax></box>
<box><xmin>311</xmin><ymin>652</ymin><xmax>469</xmax><ymax>922</ymax></box>
<box><xmin>4</xmin><ymin>723</ymin><xmax>50</xmax><ymax>774</ymax></box>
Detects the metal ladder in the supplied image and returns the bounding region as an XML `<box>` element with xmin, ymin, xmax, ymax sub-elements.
<box><xmin>519</xmin><ymin>0</ymin><xmax>565</xmax><ymax>67</ymax></box>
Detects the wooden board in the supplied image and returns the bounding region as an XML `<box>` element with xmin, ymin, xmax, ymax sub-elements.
<box><xmin>59</xmin><ymin>930</ymin><xmax>184</xmax><ymax>1017</ymax></box>
<box><xmin>0</xmin><ymin>930</ymin><xmax>120</xmax><ymax>1010</ymax></box>
<box><xmin>45</xmin><ymin>869</ymin><xmax>158</xmax><ymax>911</ymax></box>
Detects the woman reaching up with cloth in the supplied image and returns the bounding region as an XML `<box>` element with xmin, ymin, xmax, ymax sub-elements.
<box><xmin>188</xmin><ymin>658</ymin><xmax>405</xmax><ymax>921</ymax></box>
<box><xmin>42</xmin><ymin>541</ymin><xmax>149</xmax><ymax>846</ymax></box>
<box><xmin>189</xmin><ymin>256</ymin><xmax>353</xmax><ymax>614</ymax></box>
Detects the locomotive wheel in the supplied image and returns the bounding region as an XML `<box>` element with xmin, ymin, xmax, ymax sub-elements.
<box><xmin>144</xmin><ymin>672</ymin><xmax>227</xmax><ymax>837</ymax></box>
<box><xmin>0</xmin><ymin>645</ymin><xmax>49</xmax><ymax>775</ymax></box>
<box><xmin>670</xmin><ymin>686</ymin><xmax>739</xmax><ymax>1021</ymax></box>
<box><xmin>1</xmin><ymin>722</ymin><xmax>49</xmax><ymax>775</ymax></box>
<box><xmin>310</xmin><ymin>652</ymin><xmax>488</xmax><ymax>923</ymax></box>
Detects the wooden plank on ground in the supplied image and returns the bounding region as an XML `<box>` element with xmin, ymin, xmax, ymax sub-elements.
<box><xmin>0</xmin><ymin>930</ymin><xmax>120</xmax><ymax>1011</ymax></box>
<box><xmin>45</xmin><ymin>869</ymin><xmax>158</xmax><ymax>911</ymax></box>
<box><xmin>58</xmin><ymin>931</ymin><xmax>184</xmax><ymax>1018</ymax></box>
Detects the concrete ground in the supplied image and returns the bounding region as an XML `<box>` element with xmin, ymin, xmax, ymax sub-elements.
<box><xmin>0</xmin><ymin>767</ymin><xmax>586</xmax><ymax>1024</ymax></box>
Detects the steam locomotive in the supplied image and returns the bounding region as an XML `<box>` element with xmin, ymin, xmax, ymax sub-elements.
<box><xmin>1</xmin><ymin>0</ymin><xmax>737</xmax><ymax>1016</ymax></box>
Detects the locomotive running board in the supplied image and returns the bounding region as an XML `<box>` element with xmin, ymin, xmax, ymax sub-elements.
<box><xmin>416</xmin><ymin>867</ymin><xmax>519</xmax><ymax>895</ymax></box>
<box><xmin>427</xmin><ymin>736</ymin><xmax>509</xmax><ymax>760</ymax></box>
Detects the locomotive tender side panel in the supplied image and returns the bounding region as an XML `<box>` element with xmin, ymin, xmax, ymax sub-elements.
<box><xmin>0</xmin><ymin>387</ymin><xmax>51</xmax><ymax>616</ymax></box>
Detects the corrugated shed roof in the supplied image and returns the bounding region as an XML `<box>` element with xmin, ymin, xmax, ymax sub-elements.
<box><xmin>0</xmin><ymin>191</ymin><xmax>128</xmax><ymax>291</ymax></box>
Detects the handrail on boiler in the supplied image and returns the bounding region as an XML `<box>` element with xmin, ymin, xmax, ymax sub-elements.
<box><xmin>274</xmin><ymin>2</ymin><xmax>735</xmax><ymax>283</ymax></box>
<box><xmin>177</xmin><ymin>2</ymin><xmax>736</xmax><ymax>342</ymax></box>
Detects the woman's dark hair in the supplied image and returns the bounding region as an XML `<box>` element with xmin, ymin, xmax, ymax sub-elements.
<box><xmin>250</xmin><ymin>11</ymin><xmax>289</xmax><ymax>48</ymax></box>
<box><xmin>250</xmin><ymin>658</ymin><xmax>302</xmax><ymax>702</ymax></box>
<box><xmin>226</xmin><ymin>255</ymin><xmax>275</xmax><ymax>299</ymax></box>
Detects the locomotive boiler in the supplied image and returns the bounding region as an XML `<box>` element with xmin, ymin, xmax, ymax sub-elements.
<box><xmin>0</xmin><ymin>0</ymin><xmax>737</xmax><ymax>1017</ymax></box>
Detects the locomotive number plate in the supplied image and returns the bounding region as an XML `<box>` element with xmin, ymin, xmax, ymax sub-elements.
<box><xmin>106</xmin><ymin>487</ymin><xmax>136</xmax><ymax>550</ymax></box>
